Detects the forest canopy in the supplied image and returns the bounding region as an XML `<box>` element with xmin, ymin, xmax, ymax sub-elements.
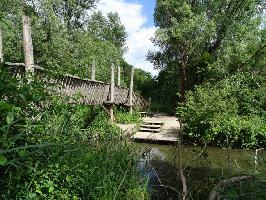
<box><xmin>148</xmin><ymin>0</ymin><xmax>265</xmax><ymax>148</ymax></box>
<box><xmin>0</xmin><ymin>0</ymin><xmax>133</xmax><ymax>82</ymax></box>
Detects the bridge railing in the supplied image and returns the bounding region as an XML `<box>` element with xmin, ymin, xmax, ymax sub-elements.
<box><xmin>0</xmin><ymin>15</ymin><xmax>149</xmax><ymax>122</ymax></box>
<box><xmin>4</xmin><ymin>63</ymin><xmax>149</xmax><ymax>110</ymax></box>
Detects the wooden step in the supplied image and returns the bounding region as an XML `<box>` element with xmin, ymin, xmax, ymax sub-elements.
<box><xmin>140</xmin><ymin>128</ymin><xmax>160</xmax><ymax>133</ymax></box>
<box><xmin>132</xmin><ymin>132</ymin><xmax>178</xmax><ymax>142</ymax></box>
<box><xmin>143</xmin><ymin>121</ymin><xmax>163</xmax><ymax>125</ymax></box>
<box><xmin>141</xmin><ymin>124</ymin><xmax>161</xmax><ymax>129</ymax></box>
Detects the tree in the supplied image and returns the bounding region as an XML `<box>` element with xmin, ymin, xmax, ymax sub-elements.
<box><xmin>0</xmin><ymin>0</ymin><xmax>127</xmax><ymax>82</ymax></box>
<box><xmin>148</xmin><ymin>0</ymin><xmax>265</xmax><ymax>102</ymax></box>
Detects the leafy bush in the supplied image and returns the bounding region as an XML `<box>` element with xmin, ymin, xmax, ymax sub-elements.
<box><xmin>89</xmin><ymin>110</ymin><xmax>122</xmax><ymax>140</ymax></box>
<box><xmin>115</xmin><ymin>108</ymin><xmax>142</xmax><ymax>124</ymax></box>
<box><xmin>0</xmin><ymin>68</ymin><xmax>148</xmax><ymax>199</ymax></box>
<box><xmin>178</xmin><ymin>73</ymin><xmax>266</xmax><ymax>148</ymax></box>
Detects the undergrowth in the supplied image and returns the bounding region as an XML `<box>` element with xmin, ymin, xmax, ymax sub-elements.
<box><xmin>0</xmin><ymin>67</ymin><xmax>148</xmax><ymax>199</ymax></box>
<box><xmin>115</xmin><ymin>107</ymin><xmax>142</xmax><ymax>124</ymax></box>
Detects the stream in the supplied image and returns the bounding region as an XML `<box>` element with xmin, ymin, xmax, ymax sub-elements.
<box><xmin>135</xmin><ymin>143</ymin><xmax>265</xmax><ymax>200</ymax></box>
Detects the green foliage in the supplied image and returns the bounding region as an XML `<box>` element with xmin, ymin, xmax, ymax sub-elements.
<box><xmin>89</xmin><ymin>110</ymin><xmax>122</xmax><ymax>140</ymax></box>
<box><xmin>0</xmin><ymin>66</ymin><xmax>147</xmax><ymax>199</ymax></box>
<box><xmin>0</xmin><ymin>0</ymin><xmax>127</xmax><ymax>82</ymax></box>
<box><xmin>178</xmin><ymin>73</ymin><xmax>266</xmax><ymax>148</ymax></box>
<box><xmin>3</xmin><ymin>142</ymin><xmax>147</xmax><ymax>200</ymax></box>
<box><xmin>149</xmin><ymin>0</ymin><xmax>265</xmax><ymax>104</ymax></box>
<box><xmin>116</xmin><ymin>108</ymin><xmax>142</xmax><ymax>124</ymax></box>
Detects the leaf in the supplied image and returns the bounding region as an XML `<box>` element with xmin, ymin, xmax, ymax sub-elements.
<box><xmin>0</xmin><ymin>155</ymin><xmax>7</xmax><ymax>165</ymax></box>
<box><xmin>6</xmin><ymin>113</ymin><xmax>14</xmax><ymax>124</ymax></box>
<box><xmin>48</xmin><ymin>186</ymin><xmax>54</xmax><ymax>193</ymax></box>
<box><xmin>66</xmin><ymin>174</ymin><xmax>72</xmax><ymax>184</ymax></box>
<box><xmin>18</xmin><ymin>150</ymin><xmax>27</xmax><ymax>157</ymax></box>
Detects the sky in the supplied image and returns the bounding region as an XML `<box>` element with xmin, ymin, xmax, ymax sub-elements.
<box><xmin>97</xmin><ymin>0</ymin><xmax>159</xmax><ymax>76</ymax></box>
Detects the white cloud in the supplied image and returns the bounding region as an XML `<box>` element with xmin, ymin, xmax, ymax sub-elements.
<box><xmin>97</xmin><ymin>0</ymin><xmax>158</xmax><ymax>76</ymax></box>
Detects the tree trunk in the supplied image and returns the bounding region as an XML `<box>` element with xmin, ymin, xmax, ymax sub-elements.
<box><xmin>179</xmin><ymin>63</ymin><xmax>186</xmax><ymax>102</ymax></box>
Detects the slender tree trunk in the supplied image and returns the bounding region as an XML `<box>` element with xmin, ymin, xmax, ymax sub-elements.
<box><xmin>179</xmin><ymin>63</ymin><xmax>186</xmax><ymax>103</ymax></box>
<box><xmin>178</xmin><ymin>118</ymin><xmax>188</xmax><ymax>199</ymax></box>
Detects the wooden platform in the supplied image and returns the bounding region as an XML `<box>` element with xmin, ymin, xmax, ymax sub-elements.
<box><xmin>131</xmin><ymin>115</ymin><xmax>179</xmax><ymax>142</ymax></box>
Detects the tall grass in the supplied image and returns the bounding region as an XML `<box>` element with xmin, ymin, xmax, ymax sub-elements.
<box><xmin>0</xmin><ymin>68</ymin><xmax>148</xmax><ymax>199</ymax></box>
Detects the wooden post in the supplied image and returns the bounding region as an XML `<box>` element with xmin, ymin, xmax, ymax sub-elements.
<box><xmin>117</xmin><ymin>64</ymin><xmax>121</xmax><ymax>86</ymax></box>
<box><xmin>129</xmin><ymin>67</ymin><xmax>134</xmax><ymax>114</ymax></box>
<box><xmin>0</xmin><ymin>27</ymin><xmax>3</xmax><ymax>63</ymax></box>
<box><xmin>148</xmin><ymin>97</ymin><xmax>151</xmax><ymax>112</ymax></box>
<box><xmin>22</xmin><ymin>16</ymin><xmax>34</xmax><ymax>73</ymax></box>
<box><xmin>109</xmin><ymin>63</ymin><xmax>115</xmax><ymax>123</ymax></box>
<box><xmin>91</xmin><ymin>60</ymin><xmax>96</xmax><ymax>81</ymax></box>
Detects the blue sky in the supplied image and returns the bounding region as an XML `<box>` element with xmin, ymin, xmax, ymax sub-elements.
<box><xmin>128</xmin><ymin>0</ymin><xmax>156</xmax><ymax>27</ymax></box>
<box><xmin>98</xmin><ymin>0</ymin><xmax>158</xmax><ymax>75</ymax></box>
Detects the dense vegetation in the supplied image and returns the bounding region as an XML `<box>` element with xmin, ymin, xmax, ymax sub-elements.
<box><xmin>0</xmin><ymin>0</ymin><xmax>147</xmax><ymax>199</ymax></box>
<box><xmin>149</xmin><ymin>0</ymin><xmax>265</xmax><ymax>148</ymax></box>
<box><xmin>0</xmin><ymin>0</ymin><xmax>265</xmax><ymax>199</ymax></box>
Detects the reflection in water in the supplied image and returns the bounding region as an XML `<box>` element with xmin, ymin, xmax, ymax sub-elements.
<box><xmin>136</xmin><ymin>144</ymin><xmax>265</xmax><ymax>200</ymax></box>
<box><xmin>138</xmin><ymin>147</ymin><xmax>180</xmax><ymax>200</ymax></box>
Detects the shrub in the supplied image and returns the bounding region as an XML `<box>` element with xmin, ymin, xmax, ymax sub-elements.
<box><xmin>178</xmin><ymin>73</ymin><xmax>266</xmax><ymax>148</ymax></box>
<box><xmin>115</xmin><ymin>107</ymin><xmax>142</xmax><ymax>124</ymax></box>
<box><xmin>0</xmin><ymin>68</ymin><xmax>148</xmax><ymax>199</ymax></box>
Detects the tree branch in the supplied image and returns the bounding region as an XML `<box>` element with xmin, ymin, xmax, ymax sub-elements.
<box><xmin>208</xmin><ymin>176</ymin><xmax>254</xmax><ymax>200</ymax></box>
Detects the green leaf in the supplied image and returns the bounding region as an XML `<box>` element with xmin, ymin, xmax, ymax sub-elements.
<box><xmin>66</xmin><ymin>174</ymin><xmax>72</xmax><ymax>184</ymax></box>
<box><xmin>0</xmin><ymin>155</ymin><xmax>7</xmax><ymax>165</ymax></box>
<box><xmin>48</xmin><ymin>186</ymin><xmax>54</xmax><ymax>193</ymax></box>
<box><xmin>18</xmin><ymin>150</ymin><xmax>27</xmax><ymax>157</ymax></box>
<box><xmin>6</xmin><ymin>113</ymin><xmax>14</xmax><ymax>124</ymax></box>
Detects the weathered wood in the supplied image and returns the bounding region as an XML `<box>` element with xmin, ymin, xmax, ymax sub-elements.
<box><xmin>148</xmin><ymin>97</ymin><xmax>151</xmax><ymax>112</ymax></box>
<box><xmin>110</xmin><ymin>63</ymin><xmax>115</xmax><ymax>102</ymax></box>
<box><xmin>0</xmin><ymin>27</ymin><xmax>3</xmax><ymax>63</ymax></box>
<box><xmin>129</xmin><ymin>67</ymin><xmax>134</xmax><ymax>114</ymax></box>
<box><xmin>7</xmin><ymin>63</ymin><xmax>148</xmax><ymax>109</ymax></box>
<box><xmin>22</xmin><ymin>16</ymin><xmax>34</xmax><ymax>73</ymax></box>
<box><xmin>109</xmin><ymin>63</ymin><xmax>115</xmax><ymax>123</ymax></box>
<box><xmin>117</xmin><ymin>64</ymin><xmax>121</xmax><ymax>86</ymax></box>
<box><xmin>91</xmin><ymin>60</ymin><xmax>96</xmax><ymax>81</ymax></box>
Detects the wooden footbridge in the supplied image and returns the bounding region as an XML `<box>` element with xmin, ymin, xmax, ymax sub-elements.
<box><xmin>0</xmin><ymin>16</ymin><xmax>148</xmax><ymax>122</ymax></box>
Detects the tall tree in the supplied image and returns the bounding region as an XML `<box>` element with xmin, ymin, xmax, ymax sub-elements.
<box><xmin>0</xmin><ymin>0</ymin><xmax>127</xmax><ymax>82</ymax></box>
<box><xmin>148</xmin><ymin>0</ymin><xmax>265</xmax><ymax>102</ymax></box>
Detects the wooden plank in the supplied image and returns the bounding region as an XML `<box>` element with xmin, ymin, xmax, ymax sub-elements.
<box><xmin>22</xmin><ymin>16</ymin><xmax>34</xmax><ymax>73</ymax></box>
<box><xmin>141</xmin><ymin>124</ymin><xmax>161</xmax><ymax>128</ymax></box>
<box><xmin>143</xmin><ymin>121</ymin><xmax>164</xmax><ymax>125</ymax></box>
<box><xmin>139</xmin><ymin>128</ymin><xmax>160</xmax><ymax>133</ymax></box>
<box><xmin>132</xmin><ymin>132</ymin><xmax>177</xmax><ymax>142</ymax></box>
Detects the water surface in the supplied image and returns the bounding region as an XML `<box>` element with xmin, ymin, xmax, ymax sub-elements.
<box><xmin>135</xmin><ymin>143</ymin><xmax>265</xmax><ymax>200</ymax></box>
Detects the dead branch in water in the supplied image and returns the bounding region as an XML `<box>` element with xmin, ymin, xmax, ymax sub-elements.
<box><xmin>208</xmin><ymin>176</ymin><xmax>254</xmax><ymax>200</ymax></box>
